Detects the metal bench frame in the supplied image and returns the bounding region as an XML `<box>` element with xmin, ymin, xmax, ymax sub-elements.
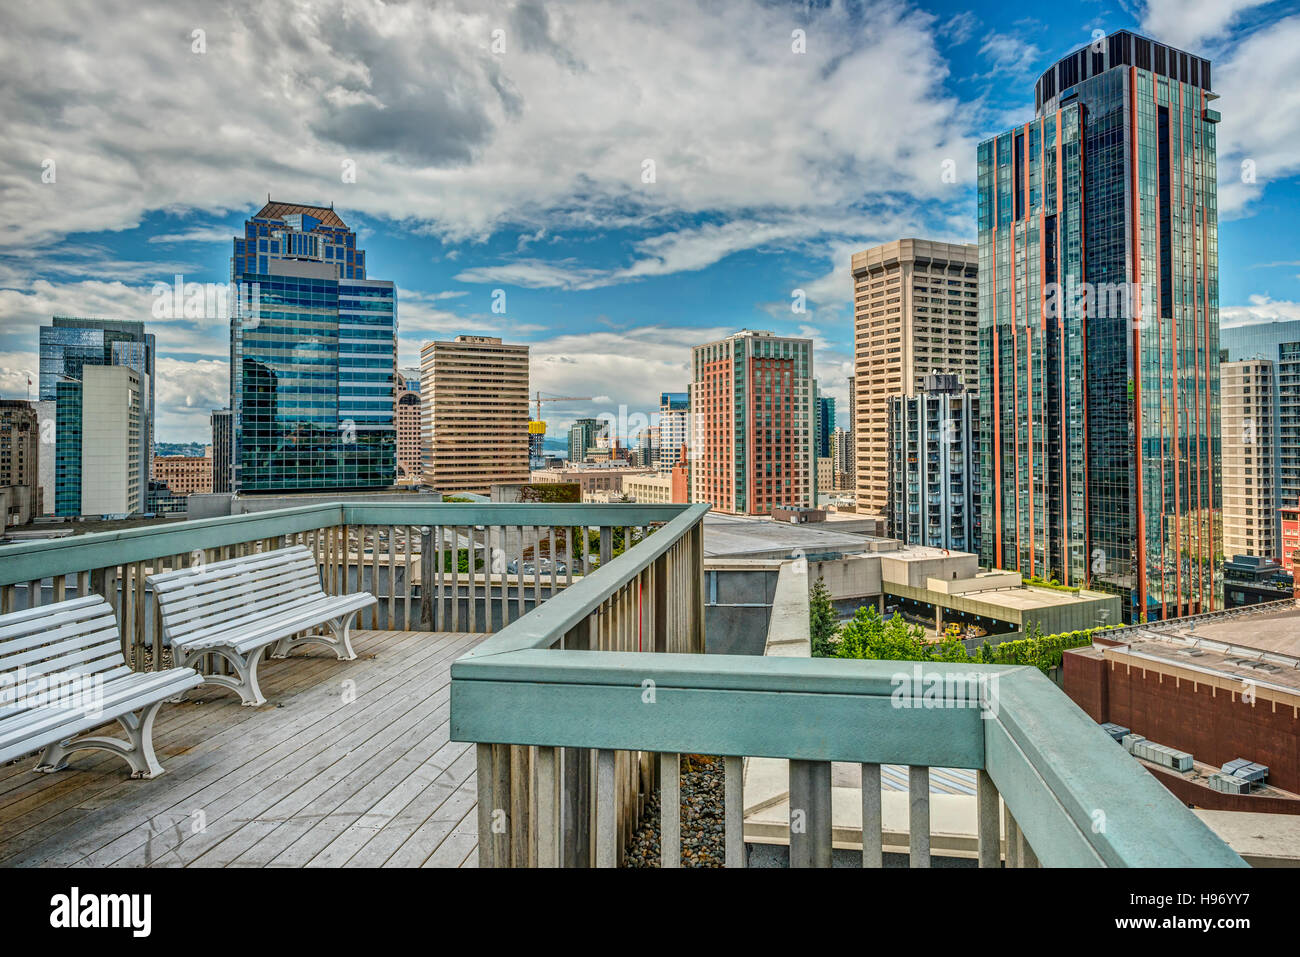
<box><xmin>148</xmin><ymin>545</ymin><xmax>376</xmax><ymax>707</ymax></box>
<box><xmin>0</xmin><ymin>596</ymin><xmax>202</xmax><ymax>779</ymax></box>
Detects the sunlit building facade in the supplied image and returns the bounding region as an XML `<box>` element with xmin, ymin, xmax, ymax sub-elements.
<box><xmin>230</xmin><ymin>201</ymin><xmax>397</xmax><ymax>492</ymax></box>
<box><xmin>979</xmin><ymin>30</ymin><xmax>1221</xmax><ymax>621</ymax></box>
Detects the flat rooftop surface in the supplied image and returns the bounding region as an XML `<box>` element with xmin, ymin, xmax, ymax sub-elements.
<box><xmin>1151</xmin><ymin>602</ymin><xmax>1300</xmax><ymax>656</ymax></box>
<box><xmin>0</xmin><ymin>630</ymin><xmax>484</xmax><ymax>867</ymax></box>
<box><xmin>953</xmin><ymin>586</ymin><xmax>1113</xmax><ymax>610</ymax></box>
<box><xmin>1074</xmin><ymin>604</ymin><xmax>1300</xmax><ymax>693</ymax></box>
<box><xmin>702</xmin><ymin>512</ymin><xmax>885</xmax><ymax>558</ymax></box>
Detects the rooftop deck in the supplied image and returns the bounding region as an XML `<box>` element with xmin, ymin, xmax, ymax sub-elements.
<box><xmin>0</xmin><ymin>630</ymin><xmax>483</xmax><ymax>867</ymax></box>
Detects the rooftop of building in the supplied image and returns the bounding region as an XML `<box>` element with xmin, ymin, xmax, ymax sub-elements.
<box><xmin>1071</xmin><ymin>600</ymin><xmax>1300</xmax><ymax>693</ymax></box>
<box><xmin>701</xmin><ymin>511</ymin><xmax>890</xmax><ymax>559</ymax></box>
<box><xmin>254</xmin><ymin>200</ymin><xmax>347</xmax><ymax>228</ymax></box>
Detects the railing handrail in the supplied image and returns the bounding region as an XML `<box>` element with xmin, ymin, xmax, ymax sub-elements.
<box><xmin>0</xmin><ymin>502</ymin><xmax>697</xmax><ymax>587</ymax></box>
<box><xmin>459</xmin><ymin>503</ymin><xmax>709</xmax><ymax>661</ymax></box>
<box><xmin>453</xmin><ymin>644</ymin><xmax>1246</xmax><ymax>866</ymax></box>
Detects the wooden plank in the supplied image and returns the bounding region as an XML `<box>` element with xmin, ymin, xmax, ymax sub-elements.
<box><xmin>0</xmin><ymin>631</ymin><xmax>482</xmax><ymax>867</ymax></box>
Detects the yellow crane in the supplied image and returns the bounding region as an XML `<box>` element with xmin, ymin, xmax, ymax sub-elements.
<box><xmin>531</xmin><ymin>392</ymin><xmax>593</xmax><ymax>426</ymax></box>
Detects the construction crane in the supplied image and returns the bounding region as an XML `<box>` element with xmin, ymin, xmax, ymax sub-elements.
<box><xmin>531</xmin><ymin>391</ymin><xmax>593</xmax><ymax>424</ymax></box>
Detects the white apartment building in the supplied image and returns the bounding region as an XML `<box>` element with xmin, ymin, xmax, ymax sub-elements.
<box><xmin>80</xmin><ymin>365</ymin><xmax>142</xmax><ymax>515</ymax></box>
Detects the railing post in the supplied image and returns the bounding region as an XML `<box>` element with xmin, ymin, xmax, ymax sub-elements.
<box><xmin>861</xmin><ymin>763</ymin><xmax>883</xmax><ymax>868</ymax></box>
<box><xmin>595</xmin><ymin>749</ymin><xmax>617</xmax><ymax>867</ymax></box>
<box><xmin>534</xmin><ymin>746</ymin><xmax>560</xmax><ymax>867</ymax></box>
<box><xmin>909</xmin><ymin>765</ymin><xmax>931</xmax><ymax>868</ymax></box>
<box><xmin>477</xmin><ymin>743</ymin><xmax>513</xmax><ymax>867</ymax></box>
<box><xmin>976</xmin><ymin>768</ymin><xmax>1002</xmax><ymax>868</ymax></box>
<box><xmin>659</xmin><ymin>752</ymin><xmax>680</xmax><ymax>868</ymax></box>
<box><xmin>724</xmin><ymin>754</ymin><xmax>745</xmax><ymax>868</ymax></box>
<box><xmin>789</xmin><ymin>759</ymin><xmax>831</xmax><ymax>867</ymax></box>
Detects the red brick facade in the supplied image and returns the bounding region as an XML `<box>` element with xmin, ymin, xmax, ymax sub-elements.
<box><xmin>1063</xmin><ymin>647</ymin><xmax>1300</xmax><ymax>801</ymax></box>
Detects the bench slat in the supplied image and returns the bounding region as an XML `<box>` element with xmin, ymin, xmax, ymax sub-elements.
<box><xmin>158</xmin><ymin>573</ymin><xmax>322</xmax><ymax>630</ymax></box>
<box><xmin>173</xmin><ymin>593</ymin><xmax>375</xmax><ymax>654</ymax></box>
<box><xmin>0</xmin><ymin>613</ymin><xmax>120</xmax><ymax>663</ymax></box>
<box><xmin>161</xmin><ymin>584</ymin><xmax>331</xmax><ymax>644</ymax></box>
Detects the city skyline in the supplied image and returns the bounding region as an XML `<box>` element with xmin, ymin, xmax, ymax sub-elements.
<box><xmin>2</xmin><ymin>1</ymin><xmax>1299</xmax><ymax>443</ymax></box>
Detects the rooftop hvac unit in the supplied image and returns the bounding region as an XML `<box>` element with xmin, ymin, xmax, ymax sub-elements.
<box><xmin>1127</xmin><ymin>737</ymin><xmax>1193</xmax><ymax>772</ymax></box>
<box><xmin>1101</xmin><ymin>722</ymin><xmax>1130</xmax><ymax>742</ymax></box>
<box><xmin>1221</xmin><ymin>758</ymin><xmax>1270</xmax><ymax>784</ymax></box>
<box><xmin>1208</xmin><ymin>773</ymin><xmax>1252</xmax><ymax>795</ymax></box>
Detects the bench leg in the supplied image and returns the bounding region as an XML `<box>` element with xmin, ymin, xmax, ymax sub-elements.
<box><xmin>35</xmin><ymin>700</ymin><xmax>168</xmax><ymax>779</ymax></box>
<box><xmin>327</xmin><ymin>609</ymin><xmax>360</xmax><ymax>661</ymax></box>
<box><xmin>271</xmin><ymin>610</ymin><xmax>360</xmax><ymax>662</ymax></box>
<box><xmin>183</xmin><ymin>646</ymin><xmax>268</xmax><ymax>707</ymax></box>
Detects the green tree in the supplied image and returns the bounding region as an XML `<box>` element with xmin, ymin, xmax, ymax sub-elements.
<box><xmin>809</xmin><ymin>577</ymin><xmax>837</xmax><ymax>657</ymax></box>
<box><xmin>834</xmin><ymin>604</ymin><xmax>929</xmax><ymax>661</ymax></box>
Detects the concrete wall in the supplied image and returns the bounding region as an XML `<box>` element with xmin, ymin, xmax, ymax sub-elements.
<box><xmin>879</xmin><ymin>552</ymin><xmax>980</xmax><ymax>589</ymax></box>
<box><xmin>807</xmin><ymin>554</ymin><xmax>882</xmax><ymax>604</ymax></box>
<box><xmin>704</xmin><ymin>563</ymin><xmax>778</xmax><ymax>656</ymax></box>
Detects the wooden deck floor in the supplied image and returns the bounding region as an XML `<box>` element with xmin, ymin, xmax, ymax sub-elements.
<box><xmin>0</xmin><ymin>630</ymin><xmax>487</xmax><ymax>867</ymax></box>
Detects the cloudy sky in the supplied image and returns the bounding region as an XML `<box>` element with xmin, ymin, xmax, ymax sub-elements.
<box><xmin>1</xmin><ymin>0</ymin><xmax>1299</xmax><ymax>442</ymax></box>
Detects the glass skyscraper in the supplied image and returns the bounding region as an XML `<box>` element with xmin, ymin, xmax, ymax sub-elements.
<box><xmin>230</xmin><ymin>201</ymin><xmax>397</xmax><ymax>492</ymax></box>
<box><xmin>39</xmin><ymin>317</ymin><xmax>155</xmax><ymax>516</ymax></box>
<box><xmin>978</xmin><ymin>30</ymin><xmax>1221</xmax><ymax>621</ymax></box>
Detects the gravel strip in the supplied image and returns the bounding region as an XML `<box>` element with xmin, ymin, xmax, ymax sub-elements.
<box><xmin>625</xmin><ymin>755</ymin><xmax>726</xmax><ymax>867</ymax></box>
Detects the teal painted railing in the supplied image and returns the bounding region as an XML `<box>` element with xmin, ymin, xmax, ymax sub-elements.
<box><xmin>451</xmin><ymin>502</ymin><xmax>1247</xmax><ymax>868</ymax></box>
<box><xmin>0</xmin><ymin>502</ymin><xmax>692</xmax><ymax>669</ymax></box>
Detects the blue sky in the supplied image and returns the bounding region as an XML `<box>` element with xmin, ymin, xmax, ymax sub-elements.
<box><xmin>2</xmin><ymin>0</ymin><xmax>1299</xmax><ymax>442</ymax></box>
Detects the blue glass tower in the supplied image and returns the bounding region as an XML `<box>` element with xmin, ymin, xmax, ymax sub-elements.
<box><xmin>230</xmin><ymin>201</ymin><xmax>397</xmax><ymax>492</ymax></box>
<box><xmin>39</xmin><ymin>317</ymin><xmax>155</xmax><ymax>516</ymax></box>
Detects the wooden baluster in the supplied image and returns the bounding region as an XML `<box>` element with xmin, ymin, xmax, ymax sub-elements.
<box><xmin>789</xmin><ymin>759</ymin><xmax>832</xmax><ymax>867</ymax></box>
<box><xmin>909</xmin><ymin>765</ymin><xmax>931</xmax><ymax>867</ymax></box>
<box><xmin>660</xmin><ymin>752</ymin><xmax>680</xmax><ymax>867</ymax></box>
<box><xmin>595</xmin><ymin>749</ymin><xmax>617</xmax><ymax>868</ymax></box>
<box><xmin>724</xmin><ymin>754</ymin><xmax>744</xmax><ymax>868</ymax></box>
<box><xmin>861</xmin><ymin>762</ymin><xmax>883</xmax><ymax>868</ymax></box>
<box><xmin>977</xmin><ymin>769</ymin><xmax>1002</xmax><ymax>868</ymax></box>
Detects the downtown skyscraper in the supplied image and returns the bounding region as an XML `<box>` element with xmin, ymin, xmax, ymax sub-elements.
<box><xmin>230</xmin><ymin>201</ymin><xmax>397</xmax><ymax>492</ymax></box>
<box><xmin>978</xmin><ymin>30</ymin><xmax>1221</xmax><ymax>621</ymax></box>
<box><xmin>689</xmin><ymin>330</ymin><xmax>814</xmax><ymax>515</ymax></box>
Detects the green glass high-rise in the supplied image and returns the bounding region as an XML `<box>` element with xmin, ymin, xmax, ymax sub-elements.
<box><xmin>230</xmin><ymin>201</ymin><xmax>397</xmax><ymax>492</ymax></box>
<box><xmin>978</xmin><ymin>30</ymin><xmax>1221</xmax><ymax>621</ymax></box>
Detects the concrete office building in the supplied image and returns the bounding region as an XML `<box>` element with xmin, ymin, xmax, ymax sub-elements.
<box><xmin>850</xmin><ymin>240</ymin><xmax>979</xmax><ymax>516</ymax></box>
<box><xmin>395</xmin><ymin>375</ymin><xmax>422</xmax><ymax>482</ymax></box>
<box><xmin>152</xmin><ymin>454</ymin><xmax>214</xmax><ymax>496</ymax></box>
<box><xmin>888</xmin><ymin>374</ymin><xmax>980</xmax><ymax>553</ymax></box>
<box><xmin>1221</xmin><ymin>360</ymin><xmax>1277</xmax><ymax>559</ymax></box>
<box><xmin>979</xmin><ymin>30</ymin><xmax>1222</xmax><ymax>621</ymax></box>
<box><xmin>1221</xmin><ymin>320</ymin><xmax>1300</xmax><ymax>558</ymax></box>
<box><xmin>0</xmin><ymin>401</ymin><xmax>42</xmax><ymax>527</ymax></box>
<box><xmin>421</xmin><ymin>335</ymin><xmax>529</xmax><ymax>494</ymax></box>
<box><xmin>690</xmin><ymin>330</ymin><xmax>814</xmax><ymax>515</ymax></box>
<box><xmin>658</xmin><ymin>392</ymin><xmax>689</xmax><ymax>471</ymax></box>
<box><xmin>77</xmin><ymin>366</ymin><xmax>143</xmax><ymax>516</ymax></box>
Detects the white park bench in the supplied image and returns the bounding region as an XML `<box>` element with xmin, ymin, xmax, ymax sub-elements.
<box><xmin>0</xmin><ymin>595</ymin><xmax>202</xmax><ymax>778</ymax></box>
<box><xmin>148</xmin><ymin>544</ymin><xmax>376</xmax><ymax>707</ymax></box>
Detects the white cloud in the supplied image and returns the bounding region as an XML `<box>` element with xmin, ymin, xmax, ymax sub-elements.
<box><xmin>1139</xmin><ymin>0</ymin><xmax>1275</xmax><ymax>51</ymax></box>
<box><xmin>1212</xmin><ymin>14</ymin><xmax>1300</xmax><ymax>217</ymax></box>
<box><xmin>1221</xmin><ymin>294</ymin><xmax>1300</xmax><ymax>327</ymax></box>
<box><xmin>0</xmin><ymin>0</ymin><xmax>976</xmax><ymax>264</ymax></box>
